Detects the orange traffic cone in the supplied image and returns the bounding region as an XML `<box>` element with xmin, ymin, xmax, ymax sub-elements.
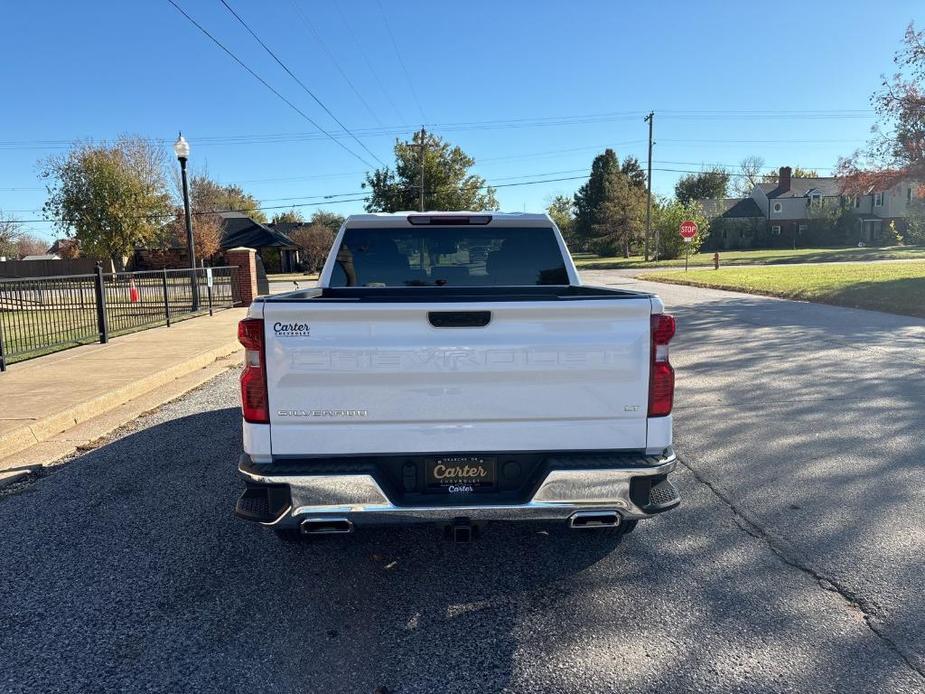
<box><xmin>129</xmin><ymin>278</ymin><xmax>140</xmax><ymax>303</ymax></box>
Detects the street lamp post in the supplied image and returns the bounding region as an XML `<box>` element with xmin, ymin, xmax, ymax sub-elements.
<box><xmin>173</xmin><ymin>133</ymin><xmax>199</xmax><ymax>311</ymax></box>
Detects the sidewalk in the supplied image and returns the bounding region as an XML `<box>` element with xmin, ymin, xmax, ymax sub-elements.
<box><xmin>0</xmin><ymin>308</ymin><xmax>246</xmax><ymax>478</ymax></box>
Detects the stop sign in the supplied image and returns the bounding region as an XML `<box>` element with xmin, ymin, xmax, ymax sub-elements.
<box><xmin>679</xmin><ymin>220</ymin><xmax>698</xmax><ymax>239</ymax></box>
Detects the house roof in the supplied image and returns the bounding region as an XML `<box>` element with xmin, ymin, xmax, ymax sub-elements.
<box><xmin>699</xmin><ymin>197</ymin><xmax>764</xmax><ymax>219</ymax></box>
<box><xmin>47</xmin><ymin>238</ymin><xmax>78</xmax><ymax>254</ymax></box>
<box><xmin>268</xmin><ymin>222</ymin><xmax>311</xmax><ymax>238</ymax></box>
<box><xmin>757</xmin><ymin>177</ymin><xmax>841</xmax><ymax>199</ymax></box>
<box><xmin>220</xmin><ymin>212</ymin><xmax>296</xmax><ymax>250</ymax></box>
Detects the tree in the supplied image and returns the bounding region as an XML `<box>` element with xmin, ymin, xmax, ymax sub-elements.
<box><xmin>187</xmin><ymin>174</ymin><xmax>266</xmax><ymax>223</ymax></box>
<box><xmin>289</xmin><ymin>223</ymin><xmax>335</xmax><ymax>272</ymax></box>
<box><xmin>16</xmin><ymin>233</ymin><xmax>48</xmax><ymax>258</ymax></box>
<box><xmin>364</xmin><ymin>131</ymin><xmax>498</xmax><ymax>212</ymax></box>
<box><xmin>736</xmin><ymin>155</ymin><xmax>765</xmax><ymax>195</ymax></box>
<box><xmin>308</xmin><ymin>210</ymin><xmax>345</xmax><ymax>234</ymax></box>
<box><xmin>592</xmin><ymin>171</ymin><xmax>647</xmax><ymax>257</ymax></box>
<box><xmin>54</xmin><ymin>238</ymin><xmax>80</xmax><ymax>259</ymax></box>
<box><xmin>621</xmin><ymin>156</ymin><xmax>647</xmax><ymax>189</ymax></box>
<box><xmin>160</xmin><ymin>209</ymin><xmax>222</xmax><ymax>261</ymax></box>
<box><xmin>906</xmin><ymin>200</ymin><xmax>925</xmax><ymax>244</ymax></box>
<box><xmin>838</xmin><ymin>23</ymin><xmax>925</xmax><ymax>193</ymax></box>
<box><xmin>573</xmin><ymin>149</ymin><xmax>647</xmax><ymax>256</ymax></box>
<box><xmin>0</xmin><ymin>213</ymin><xmax>22</xmax><ymax>258</ymax></box>
<box><xmin>271</xmin><ymin>209</ymin><xmax>304</xmax><ymax>225</ymax></box>
<box><xmin>652</xmin><ymin>199</ymin><xmax>708</xmax><ymax>260</ymax></box>
<box><xmin>762</xmin><ymin>167</ymin><xmax>819</xmax><ymax>182</ymax></box>
<box><xmin>161</xmin><ymin>171</ymin><xmax>267</xmax><ymax>262</ymax></box>
<box><xmin>546</xmin><ymin>195</ymin><xmax>576</xmax><ymax>246</ymax></box>
<box><xmin>41</xmin><ymin>136</ymin><xmax>172</xmax><ymax>270</ymax></box>
<box><xmin>574</xmin><ymin>149</ymin><xmax>619</xmax><ymax>244</ymax></box>
<box><xmin>674</xmin><ymin>168</ymin><xmax>729</xmax><ymax>204</ymax></box>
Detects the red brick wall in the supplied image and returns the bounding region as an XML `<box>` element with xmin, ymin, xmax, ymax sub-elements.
<box><xmin>225</xmin><ymin>247</ymin><xmax>258</xmax><ymax>307</ymax></box>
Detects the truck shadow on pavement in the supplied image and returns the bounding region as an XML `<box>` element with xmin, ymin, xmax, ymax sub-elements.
<box><xmin>2</xmin><ymin>369</ymin><xmax>922</xmax><ymax>692</ymax></box>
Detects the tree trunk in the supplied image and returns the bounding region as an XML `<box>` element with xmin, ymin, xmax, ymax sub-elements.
<box><xmin>110</xmin><ymin>254</ymin><xmax>127</xmax><ymax>272</ymax></box>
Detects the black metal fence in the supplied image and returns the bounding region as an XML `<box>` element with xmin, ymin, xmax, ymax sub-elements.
<box><xmin>0</xmin><ymin>265</ymin><xmax>242</xmax><ymax>371</ymax></box>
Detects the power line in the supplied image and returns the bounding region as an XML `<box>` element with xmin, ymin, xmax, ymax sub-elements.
<box><xmin>659</xmin><ymin>138</ymin><xmax>865</xmax><ymax>144</ymax></box>
<box><xmin>0</xmin><ymin>106</ymin><xmax>880</xmax><ymax>151</ymax></box>
<box><xmin>649</xmin><ymin>166</ymin><xmax>796</xmax><ymax>179</ymax></box>
<box><xmin>7</xmin><ymin>159</ymin><xmax>852</xmax><ymax>226</ymax></box>
<box><xmin>218</xmin><ymin>0</ymin><xmax>387</xmax><ymax>168</ymax></box>
<box><xmin>477</xmin><ymin>141</ymin><xmax>646</xmax><ymax>163</ymax></box>
<box><xmin>164</xmin><ymin>0</ymin><xmax>377</xmax><ymax>168</ymax></box>
<box><xmin>5</xmin><ymin>172</ymin><xmax>593</xmax><ymax>224</ymax></box>
<box><xmin>287</xmin><ymin>0</ymin><xmax>383</xmax><ymax>128</ymax></box>
<box><xmin>375</xmin><ymin>0</ymin><xmax>426</xmax><ymax>122</ymax></box>
<box><xmin>334</xmin><ymin>2</ymin><xmax>405</xmax><ymax>123</ymax></box>
<box><xmin>650</xmin><ymin>159</ymin><xmax>835</xmax><ymax>171</ymax></box>
<box><xmin>8</xmin><ymin>196</ymin><xmax>372</xmax><ymax>224</ymax></box>
<box><xmin>1</xmin><ymin>157</ymin><xmax>841</xmax><ymax>213</ymax></box>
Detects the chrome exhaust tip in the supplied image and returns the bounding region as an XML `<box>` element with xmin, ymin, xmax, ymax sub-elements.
<box><xmin>569</xmin><ymin>511</ymin><xmax>621</xmax><ymax>529</ymax></box>
<box><xmin>300</xmin><ymin>517</ymin><xmax>353</xmax><ymax>535</ymax></box>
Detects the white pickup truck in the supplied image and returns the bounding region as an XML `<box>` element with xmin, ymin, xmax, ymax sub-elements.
<box><xmin>234</xmin><ymin>212</ymin><xmax>679</xmax><ymax>542</ymax></box>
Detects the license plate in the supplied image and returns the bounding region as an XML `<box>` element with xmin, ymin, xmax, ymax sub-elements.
<box><xmin>426</xmin><ymin>456</ymin><xmax>496</xmax><ymax>492</ymax></box>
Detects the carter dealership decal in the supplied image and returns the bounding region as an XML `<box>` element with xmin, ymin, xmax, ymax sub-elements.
<box><xmin>273</xmin><ymin>321</ymin><xmax>311</xmax><ymax>337</ymax></box>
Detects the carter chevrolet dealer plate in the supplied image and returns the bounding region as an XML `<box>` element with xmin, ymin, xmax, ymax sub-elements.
<box><xmin>426</xmin><ymin>456</ymin><xmax>496</xmax><ymax>493</ymax></box>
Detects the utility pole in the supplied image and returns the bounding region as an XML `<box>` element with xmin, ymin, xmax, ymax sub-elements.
<box><xmin>644</xmin><ymin>112</ymin><xmax>654</xmax><ymax>262</ymax></box>
<box><xmin>418</xmin><ymin>126</ymin><xmax>426</xmax><ymax>212</ymax></box>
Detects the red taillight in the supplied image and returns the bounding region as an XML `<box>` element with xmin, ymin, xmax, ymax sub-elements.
<box><xmin>238</xmin><ymin>318</ymin><xmax>268</xmax><ymax>423</ymax></box>
<box><xmin>648</xmin><ymin>314</ymin><xmax>675</xmax><ymax>417</ymax></box>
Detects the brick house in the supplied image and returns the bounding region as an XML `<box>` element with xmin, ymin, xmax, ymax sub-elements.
<box><xmin>218</xmin><ymin>212</ymin><xmax>299</xmax><ymax>273</ymax></box>
<box><xmin>701</xmin><ymin>166</ymin><xmax>920</xmax><ymax>249</ymax></box>
<box><xmin>133</xmin><ymin>212</ymin><xmax>299</xmax><ymax>273</ymax></box>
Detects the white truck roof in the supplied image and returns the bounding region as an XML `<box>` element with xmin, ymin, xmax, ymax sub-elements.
<box><xmin>343</xmin><ymin>212</ymin><xmax>554</xmax><ymax>228</ymax></box>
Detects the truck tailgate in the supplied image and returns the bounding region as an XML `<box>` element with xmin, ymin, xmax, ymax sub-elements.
<box><xmin>263</xmin><ymin>298</ymin><xmax>652</xmax><ymax>455</ymax></box>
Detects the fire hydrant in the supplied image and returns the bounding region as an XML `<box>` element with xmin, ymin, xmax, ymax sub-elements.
<box><xmin>713</xmin><ymin>252</ymin><xmax>720</xmax><ymax>270</ymax></box>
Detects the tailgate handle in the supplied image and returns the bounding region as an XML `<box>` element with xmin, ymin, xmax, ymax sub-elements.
<box><xmin>428</xmin><ymin>311</ymin><xmax>492</xmax><ymax>328</ymax></box>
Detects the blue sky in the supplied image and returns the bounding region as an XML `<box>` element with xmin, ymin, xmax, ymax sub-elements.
<box><xmin>1</xmin><ymin>0</ymin><xmax>921</xmax><ymax>241</ymax></box>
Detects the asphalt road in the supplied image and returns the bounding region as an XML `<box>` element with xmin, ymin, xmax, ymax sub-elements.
<box><xmin>2</xmin><ymin>273</ymin><xmax>924</xmax><ymax>693</ymax></box>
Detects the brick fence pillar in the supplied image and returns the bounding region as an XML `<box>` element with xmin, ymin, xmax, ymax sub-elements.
<box><xmin>226</xmin><ymin>247</ymin><xmax>258</xmax><ymax>307</ymax></box>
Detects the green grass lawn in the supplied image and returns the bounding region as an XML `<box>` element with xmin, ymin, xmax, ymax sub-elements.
<box><xmin>574</xmin><ymin>245</ymin><xmax>925</xmax><ymax>270</ymax></box>
<box><xmin>639</xmin><ymin>261</ymin><xmax>925</xmax><ymax>318</ymax></box>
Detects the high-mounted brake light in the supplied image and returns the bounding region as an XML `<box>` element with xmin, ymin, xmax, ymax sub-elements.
<box><xmin>238</xmin><ymin>318</ymin><xmax>269</xmax><ymax>423</ymax></box>
<box><xmin>648</xmin><ymin>314</ymin><xmax>676</xmax><ymax>417</ymax></box>
<box><xmin>407</xmin><ymin>215</ymin><xmax>492</xmax><ymax>225</ymax></box>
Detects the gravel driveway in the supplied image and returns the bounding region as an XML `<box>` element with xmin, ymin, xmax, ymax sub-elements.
<box><xmin>1</xmin><ymin>273</ymin><xmax>923</xmax><ymax>693</ymax></box>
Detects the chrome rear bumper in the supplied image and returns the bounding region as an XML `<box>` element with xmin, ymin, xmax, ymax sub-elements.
<box><xmin>236</xmin><ymin>450</ymin><xmax>679</xmax><ymax>529</ymax></box>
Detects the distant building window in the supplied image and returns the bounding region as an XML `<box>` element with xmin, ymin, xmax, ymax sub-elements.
<box><xmin>722</xmin><ymin>229</ymin><xmax>728</xmax><ymax>241</ymax></box>
<box><xmin>771</xmin><ymin>225</ymin><xmax>781</xmax><ymax>235</ymax></box>
<box><xmin>798</xmin><ymin>224</ymin><xmax>808</xmax><ymax>234</ymax></box>
<box><xmin>809</xmin><ymin>193</ymin><xmax>822</xmax><ymax>207</ymax></box>
<box><xmin>772</xmin><ymin>202</ymin><xmax>782</xmax><ymax>213</ymax></box>
<box><xmin>874</xmin><ymin>192</ymin><xmax>884</xmax><ymax>207</ymax></box>
<box><xmin>908</xmin><ymin>187</ymin><xmax>914</xmax><ymax>203</ymax></box>
<box><xmin>854</xmin><ymin>196</ymin><xmax>861</xmax><ymax>208</ymax></box>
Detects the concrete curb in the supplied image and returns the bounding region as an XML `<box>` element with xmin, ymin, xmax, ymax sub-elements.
<box><xmin>0</xmin><ymin>340</ymin><xmax>243</xmax><ymax>463</ymax></box>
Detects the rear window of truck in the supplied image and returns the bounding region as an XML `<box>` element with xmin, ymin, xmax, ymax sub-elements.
<box><xmin>329</xmin><ymin>227</ymin><xmax>569</xmax><ymax>287</ymax></box>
